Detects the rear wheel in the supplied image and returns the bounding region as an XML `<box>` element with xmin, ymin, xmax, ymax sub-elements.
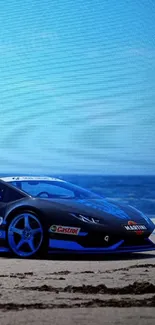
<box><xmin>7</xmin><ymin>212</ymin><xmax>44</xmax><ymax>258</ymax></box>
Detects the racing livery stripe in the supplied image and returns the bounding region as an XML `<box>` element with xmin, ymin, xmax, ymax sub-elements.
<box><xmin>0</xmin><ymin>247</ymin><xmax>10</xmax><ymax>252</ymax></box>
<box><xmin>0</xmin><ymin>230</ymin><xmax>6</xmax><ymax>239</ymax></box>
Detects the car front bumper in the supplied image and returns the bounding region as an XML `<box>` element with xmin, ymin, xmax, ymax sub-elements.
<box><xmin>48</xmin><ymin>237</ymin><xmax>155</xmax><ymax>254</ymax></box>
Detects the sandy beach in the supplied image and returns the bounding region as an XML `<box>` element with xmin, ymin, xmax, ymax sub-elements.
<box><xmin>0</xmin><ymin>247</ymin><xmax>155</xmax><ymax>325</ymax></box>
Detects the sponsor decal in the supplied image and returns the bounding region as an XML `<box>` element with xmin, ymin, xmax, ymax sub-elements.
<box><xmin>78</xmin><ymin>215</ymin><xmax>100</xmax><ymax>223</ymax></box>
<box><xmin>49</xmin><ymin>225</ymin><xmax>80</xmax><ymax>235</ymax></box>
<box><xmin>104</xmin><ymin>235</ymin><xmax>109</xmax><ymax>242</ymax></box>
<box><xmin>124</xmin><ymin>221</ymin><xmax>147</xmax><ymax>235</ymax></box>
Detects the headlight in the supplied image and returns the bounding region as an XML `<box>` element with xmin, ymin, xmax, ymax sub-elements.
<box><xmin>70</xmin><ymin>213</ymin><xmax>100</xmax><ymax>224</ymax></box>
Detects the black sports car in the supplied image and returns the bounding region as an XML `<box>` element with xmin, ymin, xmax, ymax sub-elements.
<box><xmin>0</xmin><ymin>176</ymin><xmax>154</xmax><ymax>258</ymax></box>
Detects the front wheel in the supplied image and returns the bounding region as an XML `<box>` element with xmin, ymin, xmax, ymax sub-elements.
<box><xmin>7</xmin><ymin>211</ymin><xmax>45</xmax><ymax>258</ymax></box>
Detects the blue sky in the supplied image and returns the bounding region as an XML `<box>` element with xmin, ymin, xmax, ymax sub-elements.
<box><xmin>0</xmin><ymin>0</ymin><xmax>155</xmax><ymax>175</ymax></box>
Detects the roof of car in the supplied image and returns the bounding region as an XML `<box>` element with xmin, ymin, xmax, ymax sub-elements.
<box><xmin>0</xmin><ymin>176</ymin><xmax>65</xmax><ymax>182</ymax></box>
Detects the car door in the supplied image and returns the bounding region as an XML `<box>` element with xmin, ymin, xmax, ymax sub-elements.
<box><xmin>0</xmin><ymin>184</ymin><xmax>8</xmax><ymax>222</ymax></box>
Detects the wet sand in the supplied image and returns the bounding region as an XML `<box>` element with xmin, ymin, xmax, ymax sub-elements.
<box><xmin>0</xmin><ymin>248</ymin><xmax>155</xmax><ymax>325</ymax></box>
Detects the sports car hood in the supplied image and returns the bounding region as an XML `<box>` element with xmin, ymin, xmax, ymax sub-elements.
<box><xmin>40</xmin><ymin>197</ymin><xmax>154</xmax><ymax>229</ymax></box>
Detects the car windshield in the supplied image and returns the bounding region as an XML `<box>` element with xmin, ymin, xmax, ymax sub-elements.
<box><xmin>10</xmin><ymin>180</ymin><xmax>102</xmax><ymax>199</ymax></box>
